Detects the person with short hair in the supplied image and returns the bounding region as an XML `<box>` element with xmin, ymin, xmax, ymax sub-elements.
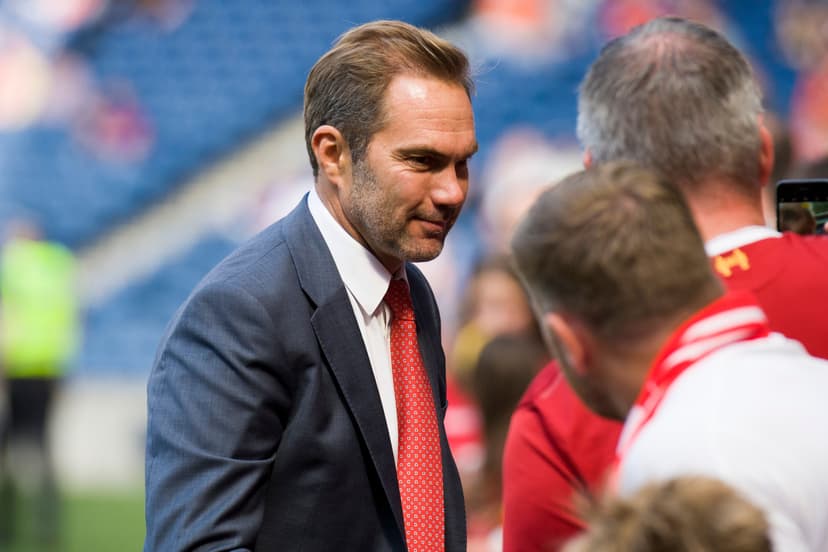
<box><xmin>502</xmin><ymin>17</ymin><xmax>828</xmax><ymax>552</ymax></box>
<box><xmin>511</xmin><ymin>162</ymin><xmax>828</xmax><ymax>551</ymax></box>
<box><xmin>145</xmin><ymin>20</ymin><xmax>478</xmax><ymax>551</ymax></box>
<box><xmin>0</xmin><ymin>220</ymin><xmax>78</xmax><ymax>548</ymax></box>
<box><xmin>563</xmin><ymin>476</ymin><xmax>772</xmax><ymax>552</ymax></box>
<box><xmin>779</xmin><ymin>203</ymin><xmax>817</xmax><ymax>235</ymax></box>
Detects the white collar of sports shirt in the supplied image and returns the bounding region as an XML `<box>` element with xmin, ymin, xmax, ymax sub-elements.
<box><xmin>705</xmin><ymin>225</ymin><xmax>782</xmax><ymax>257</ymax></box>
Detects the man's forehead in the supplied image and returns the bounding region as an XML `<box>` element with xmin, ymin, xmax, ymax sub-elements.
<box><xmin>382</xmin><ymin>74</ymin><xmax>471</xmax><ymax>110</ymax></box>
<box><xmin>370</xmin><ymin>76</ymin><xmax>476</xmax><ymax>155</ymax></box>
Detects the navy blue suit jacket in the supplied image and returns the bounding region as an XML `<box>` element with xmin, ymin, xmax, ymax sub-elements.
<box><xmin>144</xmin><ymin>197</ymin><xmax>466</xmax><ymax>551</ymax></box>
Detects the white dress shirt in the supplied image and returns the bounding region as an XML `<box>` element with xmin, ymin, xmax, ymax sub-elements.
<box><xmin>307</xmin><ymin>189</ymin><xmax>403</xmax><ymax>463</ymax></box>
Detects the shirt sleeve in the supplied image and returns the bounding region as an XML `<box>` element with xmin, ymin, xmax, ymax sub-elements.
<box><xmin>502</xmin><ymin>403</ymin><xmax>588</xmax><ymax>552</ymax></box>
<box><xmin>501</xmin><ymin>362</ymin><xmax>623</xmax><ymax>552</ymax></box>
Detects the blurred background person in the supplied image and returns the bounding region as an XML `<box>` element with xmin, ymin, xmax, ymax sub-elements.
<box><xmin>475</xmin><ymin>129</ymin><xmax>581</xmax><ymax>256</ymax></box>
<box><xmin>466</xmin><ymin>333</ymin><xmax>547</xmax><ymax>552</ymax></box>
<box><xmin>450</xmin><ymin>255</ymin><xmax>538</xmax><ymax>393</ymax></box>
<box><xmin>0</xmin><ymin>219</ymin><xmax>80</xmax><ymax>549</ymax></box>
<box><xmin>444</xmin><ymin>254</ymin><xmax>542</xmax><ymax>530</ymax></box>
<box><xmin>563</xmin><ymin>476</ymin><xmax>772</xmax><ymax>552</ymax></box>
<box><xmin>780</xmin><ymin>154</ymin><xmax>828</xmax><ymax>234</ymax></box>
<box><xmin>778</xmin><ymin>203</ymin><xmax>817</xmax><ymax>235</ymax></box>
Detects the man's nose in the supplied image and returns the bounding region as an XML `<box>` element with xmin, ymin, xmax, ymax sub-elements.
<box><xmin>432</xmin><ymin>164</ymin><xmax>467</xmax><ymax>208</ymax></box>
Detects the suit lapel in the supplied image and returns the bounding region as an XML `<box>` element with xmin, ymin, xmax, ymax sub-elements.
<box><xmin>284</xmin><ymin>197</ymin><xmax>405</xmax><ymax>536</ymax></box>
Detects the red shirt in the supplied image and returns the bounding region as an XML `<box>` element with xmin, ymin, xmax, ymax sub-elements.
<box><xmin>502</xmin><ymin>232</ymin><xmax>828</xmax><ymax>552</ymax></box>
<box><xmin>709</xmin><ymin>232</ymin><xmax>828</xmax><ymax>359</ymax></box>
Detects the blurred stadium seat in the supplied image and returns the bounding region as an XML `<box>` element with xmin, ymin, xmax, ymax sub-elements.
<box><xmin>79</xmin><ymin>234</ymin><xmax>236</xmax><ymax>377</ymax></box>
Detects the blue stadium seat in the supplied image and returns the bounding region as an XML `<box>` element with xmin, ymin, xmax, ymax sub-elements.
<box><xmin>77</xmin><ymin>234</ymin><xmax>237</xmax><ymax>377</ymax></box>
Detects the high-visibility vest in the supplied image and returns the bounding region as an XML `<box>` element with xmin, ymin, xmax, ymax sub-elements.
<box><xmin>1</xmin><ymin>237</ymin><xmax>79</xmax><ymax>377</ymax></box>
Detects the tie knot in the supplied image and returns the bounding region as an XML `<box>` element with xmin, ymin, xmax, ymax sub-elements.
<box><xmin>384</xmin><ymin>279</ymin><xmax>415</xmax><ymax>321</ymax></box>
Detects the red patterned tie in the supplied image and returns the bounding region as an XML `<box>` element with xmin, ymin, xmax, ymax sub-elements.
<box><xmin>385</xmin><ymin>279</ymin><xmax>445</xmax><ymax>552</ymax></box>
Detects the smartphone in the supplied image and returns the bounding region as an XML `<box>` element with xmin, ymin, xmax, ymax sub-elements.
<box><xmin>776</xmin><ymin>179</ymin><xmax>828</xmax><ymax>235</ymax></box>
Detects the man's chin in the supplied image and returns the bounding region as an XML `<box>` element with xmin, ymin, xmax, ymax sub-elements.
<box><xmin>402</xmin><ymin>238</ymin><xmax>445</xmax><ymax>263</ymax></box>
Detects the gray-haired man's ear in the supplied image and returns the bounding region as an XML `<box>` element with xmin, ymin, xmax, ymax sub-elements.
<box><xmin>757</xmin><ymin>120</ymin><xmax>774</xmax><ymax>188</ymax></box>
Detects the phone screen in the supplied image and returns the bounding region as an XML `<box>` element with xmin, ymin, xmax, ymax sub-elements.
<box><xmin>776</xmin><ymin>179</ymin><xmax>828</xmax><ymax>235</ymax></box>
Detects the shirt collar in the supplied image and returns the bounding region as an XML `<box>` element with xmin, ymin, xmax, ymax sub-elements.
<box><xmin>704</xmin><ymin>225</ymin><xmax>781</xmax><ymax>257</ymax></box>
<box><xmin>307</xmin><ymin>189</ymin><xmax>399</xmax><ymax>315</ymax></box>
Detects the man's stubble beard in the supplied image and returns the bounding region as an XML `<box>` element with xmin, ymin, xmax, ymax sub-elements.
<box><xmin>544</xmin><ymin>323</ymin><xmax>624</xmax><ymax>421</ymax></box>
<box><xmin>349</xmin><ymin>159</ymin><xmax>450</xmax><ymax>264</ymax></box>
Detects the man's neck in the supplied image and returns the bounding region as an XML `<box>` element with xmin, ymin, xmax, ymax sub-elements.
<box><xmin>602</xmin><ymin>287</ymin><xmax>725</xmax><ymax>418</ymax></box>
<box><xmin>598</xmin><ymin>324</ymin><xmax>682</xmax><ymax>419</ymax></box>
<box><xmin>683</xmin><ymin>180</ymin><xmax>767</xmax><ymax>242</ymax></box>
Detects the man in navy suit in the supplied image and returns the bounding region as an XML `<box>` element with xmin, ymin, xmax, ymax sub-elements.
<box><xmin>144</xmin><ymin>20</ymin><xmax>478</xmax><ymax>551</ymax></box>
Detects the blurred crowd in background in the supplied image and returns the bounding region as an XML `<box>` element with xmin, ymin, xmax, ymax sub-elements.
<box><xmin>1</xmin><ymin>0</ymin><xmax>828</xmax><ymax>549</ymax></box>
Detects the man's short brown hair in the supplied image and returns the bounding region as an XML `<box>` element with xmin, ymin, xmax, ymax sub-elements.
<box><xmin>304</xmin><ymin>20</ymin><xmax>473</xmax><ymax>177</ymax></box>
<box><xmin>511</xmin><ymin>161</ymin><xmax>720</xmax><ymax>341</ymax></box>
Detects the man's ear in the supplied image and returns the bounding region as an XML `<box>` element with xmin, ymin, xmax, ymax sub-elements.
<box><xmin>583</xmin><ymin>149</ymin><xmax>593</xmax><ymax>169</ymax></box>
<box><xmin>544</xmin><ymin>312</ymin><xmax>588</xmax><ymax>376</ymax></box>
<box><xmin>311</xmin><ymin>125</ymin><xmax>350</xmax><ymax>187</ymax></box>
<box><xmin>758</xmin><ymin>118</ymin><xmax>775</xmax><ymax>187</ymax></box>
